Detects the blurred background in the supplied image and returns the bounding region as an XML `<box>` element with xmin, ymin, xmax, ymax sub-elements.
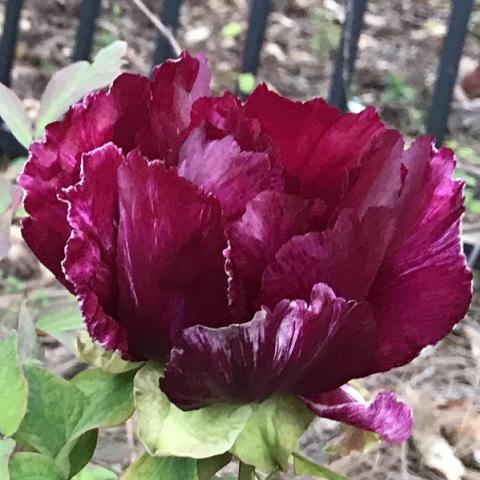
<box><xmin>1</xmin><ymin>1</ymin><xmax>480</xmax><ymax>479</ymax></box>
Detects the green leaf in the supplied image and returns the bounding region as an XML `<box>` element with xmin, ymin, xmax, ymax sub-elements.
<box><xmin>230</xmin><ymin>395</ymin><xmax>314</xmax><ymax>474</ymax></box>
<box><xmin>9</xmin><ymin>452</ymin><xmax>66</xmax><ymax>480</ymax></box>
<box><xmin>73</xmin><ymin>464</ymin><xmax>117</xmax><ymax>480</ymax></box>
<box><xmin>68</xmin><ymin>430</ymin><xmax>99</xmax><ymax>478</ymax></box>
<box><xmin>17</xmin><ymin>302</ymin><xmax>43</xmax><ymax>362</ymax></box>
<box><xmin>238</xmin><ymin>73</ymin><xmax>256</xmax><ymax>95</ymax></box>
<box><xmin>36</xmin><ymin>41</ymin><xmax>127</xmax><ymax>136</ymax></box>
<box><xmin>0</xmin><ymin>83</ymin><xmax>33</xmax><ymax>148</ymax></box>
<box><xmin>197</xmin><ymin>453</ymin><xmax>231</xmax><ymax>480</ymax></box>
<box><xmin>0</xmin><ymin>438</ymin><xmax>15</xmax><ymax>480</ymax></box>
<box><xmin>0</xmin><ymin>181</ymin><xmax>22</xmax><ymax>260</ymax></box>
<box><xmin>36</xmin><ymin>304</ymin><xmax>83</xmax><ymax>334</ymax></box>
<box><xmin>75</xmin><ymin>331</ymin><xmax>143</xmax><ymax>374</ymax></box>
<box><xmin>121</xmin><ymin>454</ymin><xmax>197</xmax><ymax>480</ymax></box>
<box><xmin>134</xmin><ymin>363</ymin><xmax>252</xmax><ymax>459</ymax></box>
<box><xmin>0</xmin><ymin>330</ymin><xmax>28</xmax><ymax>436</ymax></box>
<box><xmin>292</xmin><ymin>452</ymin><xmax>346</xmax><ymax>479</ymax></box>
<box><xmin>70</xmin><ymin>368</ymin><xmax>136</xmax><ymax>434</ymax></box>
<box><xmin>15</xmin><ymin>364</ymin><xmax>87</xmax><ymax>459</ymax></box>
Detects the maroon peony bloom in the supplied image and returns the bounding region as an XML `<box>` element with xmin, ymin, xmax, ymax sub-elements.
<box><xmin>19</xmin><ymin>53</ymin><xmax>471</xmax><ymax>444</ymax></box>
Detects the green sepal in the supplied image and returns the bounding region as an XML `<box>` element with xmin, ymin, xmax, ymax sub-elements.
<box><xmin>75</xmin><ymin>332</ymin><xmax>143</xmax><ymax>374</ymax></box>
<box><xmin>134</xmin><ymin>363</ymin><xmax>252</xmax><ymax>459</ymax></box>
<box><xmin>230</xmin><ymin>395</ymin><xmax>314</xmax><ymax>474</ymax></box>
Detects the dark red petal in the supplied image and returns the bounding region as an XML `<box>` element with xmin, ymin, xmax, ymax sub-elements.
<box><xmin>62</xmin><ymin>143</ymin><xmax>129</xmax><ymax>355</ymax></box>
<box><xmin>227</xmin><ymin>191</ymin><xmax>326</xmax><ymax>318</ymax></box>
<box><xmin>368</xmin><ymin>144</ymin><xmax>472</xmax><ymax>371</ymax></box>
<box><xmin>161</xmin><ymin>283</ymin><xmax>375</xmax><ymax>409</ymax></box>
<box><xmin>178</xmin><ymin>130</ymin><xmax>283</xmax><ymax>220</ymax></box>
<box><xmin>144</xmin><ymin>52</ymin><xmax>211</xmax><ymax>164</ymax></box>
<box><xmin>19</xmin><ymin>73</ymin><xmax>152</xmax><ymax>287</ymax></box>
<box><xmin>261</xmin><ymin>207</ymin><xmax>395</xmax><ymax>308</ymax></box>
<box><xmin>115</xmin><ymin>151</ymin><xmax>230</xmax><ymax>361</ymax></box>
<box><xmin>303</xmin><ymin>387</ymin><xmax>413</xmax><ymax>443</ymax></box>
<box><xmin>244</xmin><ymin>85</ymin><xmax>385</xmax><ymax>201</ymax></box>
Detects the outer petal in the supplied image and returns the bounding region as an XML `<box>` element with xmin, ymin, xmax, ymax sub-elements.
<box><xmin>261</xmin><ymin>207</ymin><xmax>395</xmax><ymax>308</ymax></box>
<box><xmin>303</xmin><ymin>387</ymin><xmax>413</xmax><ymax>443</ymax></box>
<box><xmin>244</xmin><ymin>85</ymin><xmax>385</xmax><ymax>201</ymax></box>
<box><xmin>115</xmin><ymin>151</ymin><xmax>231</xmax><ymax>361</ymax></box>
<box><xmin>178</xmin><ymin>131</ymin><xmax>283</xmax><ymax>220</ymax></box>
<box><xmin>227</xmin><ymin>191</ymin><xmax>326</xmax><ymax>318</ymax></box>
<box><xmin>19</xmin><ymin>73</ymin><xmax>151</xmax><ymax>287</ymax></box>
<box><xmin>61</xmin><ymin>143</ymin><xmax>129</xmax><ymax>355</ymax></box>
<box><xmin>161</xmin><ymin>283</ymin><xmax>376</xmax><ymax>409</ymax></box>
<box><xmin>368</xmin><ymin>144</ymin><xmax>472</xmax><ymax>371</ymax></box>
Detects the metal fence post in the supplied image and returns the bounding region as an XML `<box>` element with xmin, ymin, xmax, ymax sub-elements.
<box><xmin>328</xmin><ymin>0</ymin><xmax>367</xmax><ymax>111</ymax></box>
<box><xmin>241</xmin><ymin>0</ymin><xmax>272</xmax><ymax>79</ymax></box>
<box><xmin>426</xmin><ymin>0</ymin><xmax>473</xmax><ymax>146</ymax></box>
<box><xmin>153</xmin><ymin>0</ymin><xmax>184</xmax><ymax>64</ymax></box>
<box><xmin>73</xmin><ymin>0</ymin><xmax>102</xmax><ymax>61</ymax></box>
<box><xmin>0</xmin><ymin>0</ymin><xmax>24</xmax><ymax>86</ymax></box>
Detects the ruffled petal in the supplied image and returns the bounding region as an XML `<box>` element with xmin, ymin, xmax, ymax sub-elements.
<box><xmin>19</xmin><ymin>73</ymin><xmax>152</xmax><ymax>287</ymax></box>
<box><xmin>178</xmin><ymin>131</ymin><xmax>283</xmax><ymax>220</ymax></box>
<box><xmin>144</xmin><ymin>52</ymin><xmax>211</xmax><ymax>164</ymax></box>
<box><xmin>227</xmin><ymin>191</ymin><xmax>326</xmax><ymax>318</ymax></box>
<box><xmin>303</xmin><ymin>386</ymin><xmax>413</xmax><ymax>443</ymax></box>
<box><xmin>61</xmin><ymin>143</ymin><xmax>129</xmax><ymax>355</ymax></box>
<box><xmin>115</xmin><ymin>151</ymin><xmax>231</xmax><ymax>360</ymax></box>
<box><xmin>261</xmin><ymin>207</ymin><xmax>395</xmax><ymax>308</ymax></box>
<box><xmin>368</xmin><ymin>142</ymin><xmax>472</xmax><ymax>371</ymax></box>
<box><xmin>161</xmin><ymin>283</ymin><xmax>375</xmax><ymax>409</ymax></box>
<box><xmin>244</xmin><ymin>85</ymin><xmax>385</xmax><ymax>201</ymax></box>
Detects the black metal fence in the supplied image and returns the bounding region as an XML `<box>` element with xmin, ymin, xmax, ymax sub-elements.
<box><xmin>0</xmin><ymin>0</ymin><xmax>478</xmax><ymax>265</ymax></box>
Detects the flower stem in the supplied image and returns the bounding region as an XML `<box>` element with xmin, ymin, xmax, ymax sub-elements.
<box><xmin>238</xmin><ymin>460</ymin><xmax>255</xmax><ymax>480</ymax></box>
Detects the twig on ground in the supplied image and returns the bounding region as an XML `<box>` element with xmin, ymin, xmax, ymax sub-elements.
<box><xmin>130</xmin><ymin>0</ymin><xmax>182</xmax><ymax>57</ymax></box>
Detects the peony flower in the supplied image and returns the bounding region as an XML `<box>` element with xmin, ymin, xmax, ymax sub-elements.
<box><xmin>19</xmin><ymin>53</ymin><xmax>471</xmax><ymax>444</ymax></box>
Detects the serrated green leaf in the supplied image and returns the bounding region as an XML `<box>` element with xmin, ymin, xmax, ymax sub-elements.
<box><xmin>73</xmin><ymin>464</ymin><xmax>117</xmax><ymax>480</ymax></box>
<box><xmin>230</xmin><ymin>395</ymin><xmax>314</xmax><ymax>474</ymax></box>
<box><xmin>70</xmin><ymin>368</ymin><xmax>136</xmax><ymax>434</ymax></box>
<box><xmin>0</xmin><ymin>438</ymin><xmax>15</xmax><ymax>480</ymax></box>
<box><xmin>36</xmin><ymin>41</ymin><xmax>127</xmax><ymax>136</ymax></box>
<box><xmin>0</xmin><ymin>330</ymin><xmax>28</xmax><ymax>436</ymax></box>
<box><xmin>238</xmin><ymin>73</ymin><xmax>256</xmax><ymax>95</ymax></box>
<box><xmin>75</xmin><ymin>331</ymin><xmax>143</xmax><ymax>374</ymax></box>
<box><xmin>134</xmin><ymin>363</ymin><xmax>252</xmax><ymax>459</ymax></box>
<box><xmin>0</xmin><ymin>83</ymin><xmax>33</xmax><ymax>148</ymax></box>
<box><xmin>121</xmin><ymin>453</ymin><xmax>197</xmax><ymax>480</ymax></box>
<box><xmin>9</xmin><ymin>452</ymin><xmax>66</xmax><ymax>480</ymax></box>
<box><xmin>293</xmin><ymin>452</ymin><xmax>346</xmax><ymax>479</ymax></box>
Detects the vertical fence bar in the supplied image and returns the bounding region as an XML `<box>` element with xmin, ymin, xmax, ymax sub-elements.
<box><xmin>328</xmin><ymin>0</ymin><xmax>367</xmax><ymax>111</ymax></box>
<box><xmin>426</xmin><ymin>0</ymin><xmax>473</xmax><ymax>146</ymax></box>
<box><xmin>241</xmin><ymin>0</ymin><xmax>272</xmax><ymax>82</ymax></box>
<box><xmin>73</xmin><ymin>0</ymin><xmax>101</xmax><ymax>61</ymax></box>
<box><xmin>0</xmin><ymin>0</ymin><xmax>24</xmax><ymax>86</ymax></box>
<box><xmin>153</xmin><ymin>0</ymin><xmax>184</xmax><ymax>64</ymax></box>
